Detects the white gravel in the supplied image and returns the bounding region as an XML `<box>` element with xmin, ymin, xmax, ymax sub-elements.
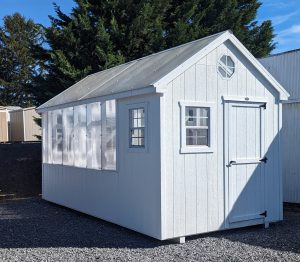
<box><xmin>0</xmin><ymin>198</ymin><xmax>299</xmax><ymax>261</ymax></box>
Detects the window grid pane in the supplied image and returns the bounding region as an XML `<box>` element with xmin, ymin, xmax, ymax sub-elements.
<box><xmin>185</xmin><ymin>106</ymin><xmax>209</xmax><ymax>146</ymax></box>
<box><xmin>102</xmin><ymin>100</ymin><xmax>116</xmax><ymax>170</ymax></box>
<box><xmin>130</xmin><ymin>108</ymin><xmax>145</xmax><ymax>147</ymax></box>
<box><xmin>43</xmin><ymin>100</ymin><xmax>117</xmax><ymax>171</ymax></box>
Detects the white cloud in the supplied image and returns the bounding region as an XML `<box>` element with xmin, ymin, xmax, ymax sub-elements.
<box><xmin>271</xmin><ymin>12</ymin><xmax>298</xmax><ymax>26</ymax></box>
<box><xmin>279</xmin><ymin>24</ymin><xmax>300</xmax><ymax>36</ymax></box>
<box><xmin>275</xmin><ymin>24</ymin><xmax>300</xmax><ymax>51</ymax></box>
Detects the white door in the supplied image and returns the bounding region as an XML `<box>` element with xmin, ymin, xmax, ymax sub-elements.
<box><xmin>225</xmin><ymin>101</ymin><xmax>267</xmax><ymax>226</ymax></box>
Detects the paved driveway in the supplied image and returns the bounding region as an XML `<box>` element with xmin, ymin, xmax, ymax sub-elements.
<box><xmin>0</xmin><ymin>198</ymin><xmax>299</xmax><ymax>261</ymax></box>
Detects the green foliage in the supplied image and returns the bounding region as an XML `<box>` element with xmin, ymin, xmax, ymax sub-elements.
<box><xmin>0</xmin><ymin>13</ymin><xmax>46</xmax><ymax>107</ymax></box>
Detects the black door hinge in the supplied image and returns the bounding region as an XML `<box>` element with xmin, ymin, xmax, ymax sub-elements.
<box><xmin>260</xmin><ymin>156</ymin><xmax>268</xmax><ymax>163</ymax></box>
<box><xmin>260</xmin><ymin>210</ymin><xmax>267</xmax><ymax>217</ymax></box>
<box><xmin>260</xmin><ymin>103</ymin><xmax>266</xmax><ymax>109</ymax></box>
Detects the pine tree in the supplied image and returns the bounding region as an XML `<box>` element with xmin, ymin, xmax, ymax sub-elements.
<box><xmin>0</xmin><ymin>13</ymin><xmax>46</xmax><ymax>106</ymax></box>
<box><xmin>39</xmin><ymin>0</ymin><xmax>274</xmax><ymax>104</ymax></box>
<box><xmin>39</xmin><ymin>0</ymin><xmax>125</xmax><ymax>104</ymax></box>
<box><xmin>164</xmin><ymin>0</ymin><xmax>275</xmax><ymax>57</ymax></box>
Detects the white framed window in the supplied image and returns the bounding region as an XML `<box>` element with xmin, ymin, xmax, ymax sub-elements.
<box><xmin>62</xmin><ymin>107</ymin><xmax>74</xmax><ymax>166</ymax></box>
<box><xmin>87</xmin><ymin>102</ymin><xmax>102</xmax><ymax>170</ymax></box>
<box><xmin>52</xmin><ymin>109</ymin><xmax>63</xmax><ymax>164</ymax></box>
<box><xmin>47</xmin><ymin>111</ymin><xmax>53</xmax><ymax>163</ymax></box>
<box><xmin>74</xmin><ymin>105</ymin><xmax>87</xmax><ymax>168</ymax></box>
<box><xmin>127</xmin><ymin>102</ymin><xmax>147</xmax><ymax>152</ymax></box>
<box><xmin>43</xmin><ymin>99</ymin><xmax>117</xmax><ymax>171</ymax></box>
<box><xmin>101</xmin><ymin>100</ymin><xmax>116</xmax><ymax>170</ymax></box>
<box><xmin>130</xmin><ymin>108</ymin><xmax>145</xmax><ymax>147</ymax></box>
<box><xmin>42</xmin><ymin>112</ymin><xmax>48</xmax><ymax>163</ymax></box>
<box><xmin>179</xmin><ymin>101</ymin><xmax>215</xmax><ymax>153</ymax></box>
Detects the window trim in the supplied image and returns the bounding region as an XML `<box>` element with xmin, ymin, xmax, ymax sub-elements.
<box><xmin>127</xmin><ymin>102</ymin><xmax>148</xmax><ymax>153</ymax></box>
<box><xmin>179</xmin><ymin>101</ymin><xmax>216</xmax><ymax>154</ymax></box>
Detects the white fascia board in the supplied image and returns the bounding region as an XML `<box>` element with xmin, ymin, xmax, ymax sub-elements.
<box><xmin>228</xmin><ymin>34</ymin><xmax>290</xmax><ymax>100</ymax></box>
<box><xmin>222</xmin><ymin>95</ymin><xmax>268</xmax><ymax>103</ymax></box>
<box><xmin>152</xmin><ymin>31</ymin><xmax>231</xmax><ymax>92</ymax></box>
<box><xmin>36</xmin><ymin>85</ymin><xmax>156</xmax><ymax>113</ymax></box>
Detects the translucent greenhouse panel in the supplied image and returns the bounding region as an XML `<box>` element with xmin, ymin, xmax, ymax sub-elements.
<box><xmin>74</xmin><ymin>105</ymin><xmax>87</xmax><ymax>168</ymax></box>
<box><xmin>42</xmin><ymin>113</ymin><xmax>48</xmax><ymax>163</ymax></box>
<box><xmin>102</xmin><ymin>100</ymin><xmax>116</xmax><ymax>170</ymax></box>
<box><xmin>52</xmin><ymin>110</ymin><xmax>63</xmax><ymax>164</ymax></box>
<box><xmin>63</xmin><ymin>107</ymin><xmax>74</xmax><ymax>166</ymax></box>
<box><xmin>47</xmin><ymin>111</ymin><xmax>53</xmax><ymax>164</ymax></box>
<box><xmin>87</xmin><ymin>102</ymin><xmax>101</xmax><ymax>169</ymax></box>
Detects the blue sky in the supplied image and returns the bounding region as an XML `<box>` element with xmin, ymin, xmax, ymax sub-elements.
<box><xmin>0</xmin><ymin>0</ymin><xmax>299</xmax><ymax>54</ymax></box>
<box><xmin>258</xmin><ymin>0</ymin><xmax>300</xmax><ymax>53</ymax></box>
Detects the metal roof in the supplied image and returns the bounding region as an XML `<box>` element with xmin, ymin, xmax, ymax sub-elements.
<box><xmin>38</xmin><ymin>31</ymin><xmax>225</xmax><ymax>110</ymax></box>
<box><xmin>260</xmin><ymin>49</ymin><xmax>300</xmax><ymax>100</ymax></box>
<box><xmin>262</xmin><ymin>48</ymin><xmax>300</xmax><ymax>59</ymax></box>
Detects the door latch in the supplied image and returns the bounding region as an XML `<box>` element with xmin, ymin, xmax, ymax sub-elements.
<box><xmin>260</xmin><ymin>210</ymin><xmax>267</xmax><ymax>217</ymax></box>
<box><xmin>259</xmin><ymin>103</ymin><xmax>266</xmax><ymax>109</ymax></box>
<box><xmin>229</xmin><ymin>160</ymin><xmax>236</xmax><ymax>166</ymax></box>
<box><xmin>260</xmin><ymin>156</ymin><xmax>268</xmax><ymax>163</ymax></box>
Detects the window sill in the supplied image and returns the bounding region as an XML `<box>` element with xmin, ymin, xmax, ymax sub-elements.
<box><xmin>180</xmin><ymin>146</ymin><xmax>214</xmax><ymax>154</ymax></box>
<box><xmin>128</xmin><ymin>147</ymin><xmax>148</xmax><ymax>153</ymax></box>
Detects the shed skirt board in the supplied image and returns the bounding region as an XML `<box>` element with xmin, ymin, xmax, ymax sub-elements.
<box><xmin>224</xmin><ymin>101</ymin><xmax>267</xmax><ymax>228</ymax></box>
<box><xmin>42</xmin><ymin>196</ymin><xmax>162</xmax><ymax>240</ymax></box>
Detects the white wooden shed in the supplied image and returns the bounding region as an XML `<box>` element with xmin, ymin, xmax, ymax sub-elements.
<box><xmin>260</xmin><ymin>50</ymin><xmax>300</xmax><ymax>204</ymax></box>
<box><xmin>37</xmin><ymin>30</ymin><xmax>289</xmax><ymax>243</ymax></box>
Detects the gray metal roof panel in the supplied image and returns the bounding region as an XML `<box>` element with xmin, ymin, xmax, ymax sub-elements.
<box><xmin>39</xmin><ymin>31</ymin><xmax>225</xmax><ymax>110</ymax></box>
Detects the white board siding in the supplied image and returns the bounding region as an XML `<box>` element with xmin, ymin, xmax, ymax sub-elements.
<box><xmin>282</xmin><ymin>103</ymin><xmax>300</xmax><ymax>203</ymax></box>
<box><xmin>43</xmin><ymin>94</ymin><xmax>162</xmax><ymax>239</ymax></box>
<box><xmin>161</xmin><ymin>40</ymin><xmax>282</xmax><ymax>240</ymax></box>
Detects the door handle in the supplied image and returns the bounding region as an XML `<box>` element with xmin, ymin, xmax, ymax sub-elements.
<box><xmin>229</xmin><ymin>160</ymin><xmax>236</xmax><ymax>166</ymax></box>
<box><xmin>260</xmin><ymin>157</ymin><xmax>268</xmax><ymax>163</ymax></box>
<box><xmin>260</xmin><ymin>210</ymin><xmax>267</xmax><ymax>217</ymax></box>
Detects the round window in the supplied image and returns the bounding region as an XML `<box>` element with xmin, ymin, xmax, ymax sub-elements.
<box><xmin>218</xmin><ymin>55</ymin><xmax>235</xmax><ymax>78</ymax></box>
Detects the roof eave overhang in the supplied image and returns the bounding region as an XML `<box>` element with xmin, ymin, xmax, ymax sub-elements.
<box><xmin>36</xmin><ymin>85</ymin><xmax>156</xmax><ymax>113</ymax></box>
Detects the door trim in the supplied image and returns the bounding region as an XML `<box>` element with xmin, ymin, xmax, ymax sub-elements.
<box><xmin>222</xmin><ymin>95</ymin><xmax>268</xmax><ymax>103</ymax></box>
<box><xmin>223</xmin><ymin>99</ymin><xmax>267</xmax><ymax>228</ymax></box>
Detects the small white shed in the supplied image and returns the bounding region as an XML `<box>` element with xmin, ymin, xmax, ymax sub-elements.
<box><xmin>37</xmin><ymin>30</ymin><xmax>289</xmax><ymax>243</ymax></box>
<box><xmin>260</xmin><ymin>50</ymin><xmax>300</xmax><ymax>204</ymax></box>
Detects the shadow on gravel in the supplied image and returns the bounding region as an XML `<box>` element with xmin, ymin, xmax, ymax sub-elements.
<box><xmin>0</xmin><ymin>198</ymin><xmax>163</xmax><ymax>249</ymax></box>
<box><xmin>0</xmin><ymin>198</ymin><xmax>299</xmax><ymax>253</ymax></box>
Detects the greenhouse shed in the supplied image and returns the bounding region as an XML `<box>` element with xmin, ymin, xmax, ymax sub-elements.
<box><xmin>37</xmin><ymin>30</ymin><xmax>289</xmax><ymax>243</ymax></box>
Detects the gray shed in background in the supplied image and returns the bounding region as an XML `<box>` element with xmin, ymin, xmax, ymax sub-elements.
<box><xmin>0</xmin><ymin>109</ymin><xmax>9</xmax><ymax>142</ymax></box>
<box><xmin>0</xmin><ymin>106</ymin><xmax>22</xmax><ymax>142</ymax></box>
<box><xmin>9</xmin><ymin>107</ymin><xmax>41</xmax><ymax>142</ymax></box>
<box><xmin>260</xmin><ymin>50</ymin><xmax>300</xmax><ymax>204</ymax></box>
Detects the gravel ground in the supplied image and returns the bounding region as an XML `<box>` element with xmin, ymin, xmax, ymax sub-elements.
<box><xmin>0</xmin><ymin>198</ymin><xmax>299</xmax><ymax>262</ymax></box>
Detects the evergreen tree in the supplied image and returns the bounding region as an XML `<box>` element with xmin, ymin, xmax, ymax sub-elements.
<box><xmin>0</xmin><ymin>13</ymin><xmax>46</xmax><ymax>106</ymax></box>
<box><xmin>39</xmin><ymin>0</ymin><xmax>274</xmax><ymax>104</ymax></box>
<box><xmin>164</xmin><ymin>0</ymin><xmax>275</xmax><ymax>57</ymax></box>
